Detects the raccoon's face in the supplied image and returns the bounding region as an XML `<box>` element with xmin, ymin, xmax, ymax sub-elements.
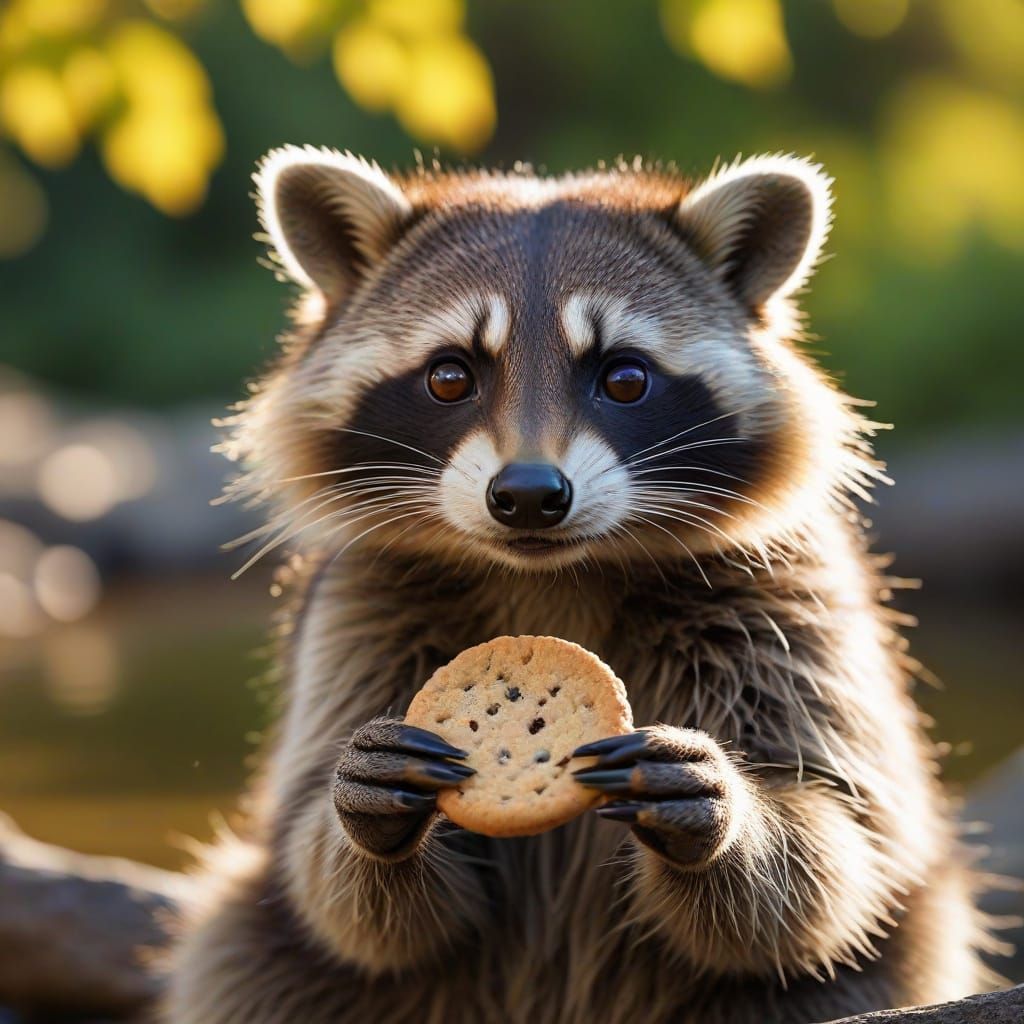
<box><xmin>239</xmin><ymin>149</ymin><xmax>859</xmax><ymax>576</ymax></box>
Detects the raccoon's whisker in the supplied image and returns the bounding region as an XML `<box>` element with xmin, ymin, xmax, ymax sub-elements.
<box><xmin>629</xmin><ymin>464</ymin><xmax>753</xmax><ymax>486</ymax></box>
<box><xmin>371</xmin><ymin>508</ymin><xmax>446</xmax><ymax>565</ymax></box>
<box><xmin>602</xmin><ymin>531</ymin><xmax>633</xmax><ymax>582</ymax></box>
<box><xmin>333</xmin><ymin>427</ymin><xmax>474</xmax><ymax>482</ymax></box>
<box><xmin>243</xmin><ymin>475</ymin><xmax>438</xmax><ymax>541</ymax></box>
<box><xmin>240</xmin><ymin>479</ymin><xmax>435</xmax><ymax>549</ymax></box>
<box><xmin>229</xmin><ymin>485</ymin><xmax>362</xmax><ymax>562</ymax></box>
<box><xmin>611</xmin><ymin>523</ymin><xmax>671</xmax><ymax>589</ymax></box>
<box><xmin>631</xmin><ymin>506</ymin><xmax>739</xmax><ymax>546</ymax></box>
<box><xmin>625</xmin><ymin>436</ymin><xmax>749</xmax><ymax>470</ymax></box>
<box><xmin>270</xmin><ymin>462</ymin><xmax>441</xmax><ymax>486</ymax></box>
<box><xmin>629</xmin><ymin>504</ymin><xmax>738</xmax><ymax>547</ymax></box>
<box><xmin>621</xmin><ymin>406</ymin><xmax>753</xmax><ymax>462</ymax></box>
<box><xmin>323</xmin><ymin>507</ymin><xmax>442</xmax><ymax>571</ymax></box>
<box><xmin>333</xmin><ymin>427</ymin><xmax>444</xmax><ymax>466</ymax></box>
<box><xmin>232</xmin><ymin>488</ymin><xmax>434</xmax><ymax>576</ymax></box>
<box><xmin>268</xmin><ymin>479</ymin><xmax>435</xmax><ymax>521</ymax></box>
<box><xmin>630</xmin><ymin>492</ymin><xmax>739</xmax><ymax>519</ymax></box>
<box><xmin>635</xmin><ymin>483</ymin><xmax>762</xmax><ymax>510</ymax></box>
<box><xmin>627</xmin><ymin>512</ymin><xmax>712</xmax><ymax>588</ymax></box>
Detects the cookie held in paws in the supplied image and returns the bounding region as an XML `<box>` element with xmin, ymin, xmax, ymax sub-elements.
<box><xmin>404</xmin><ymin>635</ymin><xmax>632</xmax><ymax>837</ymax></box>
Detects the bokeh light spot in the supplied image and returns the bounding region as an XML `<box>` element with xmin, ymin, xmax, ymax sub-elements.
<box><xmin>75</xmin><ymin>419</ymin><xmax>158</xmax><ymax>501</ymax></box>
<box><xmin>34</xmin><ymin>545</ymin><xmax>102</xmax><ymax>623</ymax></box>
<box><xmin>37</xmin><ymin>443</ymin><xmax>119</xmax><ymax>521</ymax></box>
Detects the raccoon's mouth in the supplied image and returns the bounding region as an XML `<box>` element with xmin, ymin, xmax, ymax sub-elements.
<box><xmin>504</xmin><ymin>534</ymin><xmax>579</xmax><ymax>556</ymax></box>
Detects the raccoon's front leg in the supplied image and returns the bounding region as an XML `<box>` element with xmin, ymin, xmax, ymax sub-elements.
<box><xmin>573</xmin><ymin>726</ymin><xmax>742</xmax><ymax>866</ymax></box>
<box><xmin>575</xmin><ymin>725</ymin><xmax>892</xmax><ymax>979</ymax></box>
<box><xmin>279</xmin><ymin>716</ymin><xmax>489</xmax><ymax>975</ymax></box>
<box><xmin>333</xmin><ymin>717</ymin><xmax>475</xmax><ymax>856</ymax></box>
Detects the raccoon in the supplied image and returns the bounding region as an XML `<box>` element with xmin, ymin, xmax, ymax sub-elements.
<box><xmin>162</xmin><ymin>149</ymin><xmax>990</xmax><ymax>1024</ymax></box>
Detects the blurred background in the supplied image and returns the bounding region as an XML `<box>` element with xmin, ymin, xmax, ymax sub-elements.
<box><xmin>0</xmin><ymin>0</ymin><xmax>1021</xmax><ymax>975</ymax></box>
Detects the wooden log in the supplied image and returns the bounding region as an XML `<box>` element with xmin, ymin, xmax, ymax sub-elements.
<box><xmin>823</xmin><ymin>984</ymin><xmax>1024</xmax><ymax>1023</ymax></box>
<box><xmin>0</xmin><ymin>814</ymin><xmax>190</xmax><ymax>1019</ymax></box>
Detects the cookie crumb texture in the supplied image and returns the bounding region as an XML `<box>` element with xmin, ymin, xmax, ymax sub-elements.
<box><xmin>405</xmin><ymin>635</ymin><xmax>633</xmax><ymax>837</ymax></box>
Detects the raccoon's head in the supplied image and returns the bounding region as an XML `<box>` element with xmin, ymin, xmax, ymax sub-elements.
<box><xmin>230</xmin><ymin>148</ymin><xmax>875</xmax><ymax>577</ymax></box>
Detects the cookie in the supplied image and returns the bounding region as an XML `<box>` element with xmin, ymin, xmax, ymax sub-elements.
<box><xmin>404</xmin><ymin>635</ymin><xmax>633</xmax><ymax>837</ymax></box>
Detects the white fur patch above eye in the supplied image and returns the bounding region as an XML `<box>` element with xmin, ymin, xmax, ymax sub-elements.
<box><xmin>560</xmin><ymin>291</ymin><xmax>663</xmax><ymax>357</ymax></box>
<box><xmin>406</xmin><ymin>292</ymin><xmax>511</xmax><ymax>363</ymax></box>
<box><xmin>479</xmin><ymin>294</ymin><xmax>511</xmax><ymax>357</ymax></box>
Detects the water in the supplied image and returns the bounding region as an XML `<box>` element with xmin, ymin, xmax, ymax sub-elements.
<box><xmin>0</xmin><ymin>577</ymin><xmax>1019</xmax><ymax>871</ymax></box>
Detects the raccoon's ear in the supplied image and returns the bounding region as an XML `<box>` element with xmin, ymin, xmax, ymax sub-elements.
<box><xmin>254</xmin><ymin>146</ymin><xmax>412</xmax><ymax>304</ymax></box>
<box><xmin>675</xmin><ymin>154</ymin><xmax>832</xmax><ymax>310</ymax></box>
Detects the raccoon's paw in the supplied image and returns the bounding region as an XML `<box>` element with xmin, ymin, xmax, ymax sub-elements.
<box><xmin>333</xmin><ymin>718</ymin><xmax>474</xmax><ymax>858</ymax></box>
<box><xmin>573</xmin><ymin>726</ymin><xmax>743</xmax><ymax>867</ymax></box>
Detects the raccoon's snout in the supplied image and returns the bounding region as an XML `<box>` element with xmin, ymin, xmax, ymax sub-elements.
<box><xmin>486</xmin><ymin>464</ymin><xmax>572</xmax><ymax>530</ymax></box>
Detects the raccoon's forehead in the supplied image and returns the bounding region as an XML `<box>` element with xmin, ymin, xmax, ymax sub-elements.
<box><xmin>340</xmin><ymin>200</ymin><xmax>745</xmax><ymax>371</ymax></box>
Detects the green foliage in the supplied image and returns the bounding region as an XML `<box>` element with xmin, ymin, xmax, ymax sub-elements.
<box><xmin>1</xmin><ymin>0</ymin><xmax>1022</xmax><ymax>438</ymax></box>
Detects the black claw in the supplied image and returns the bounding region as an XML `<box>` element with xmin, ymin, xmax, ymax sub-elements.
<box><xmin>572</xmin><ymin>767</ymin><xmax>635</xmax><ymax>793</ymax></box>
<box><xmin>397</xmin><ymin>725</ymin><xmax>469</xmax><ymax>760</ymax></box>
<box><xmin>394</xmin><ymin>788</ymin><xmax>437</xmax><ymax>810</ymax></box>
<box><xmin>595</xmin><ymin>801</ymin><xmax>642</xmax><ymax>823</ymax></box>
<box><xmin>573</xmin><ymin>731</ymin><xmax>649</xmax><ymax>764</ymax></box>
<box><xmin>424</xmin><ymin>763</ymin><xmax>476</xmax><ymax>783</ymax></box>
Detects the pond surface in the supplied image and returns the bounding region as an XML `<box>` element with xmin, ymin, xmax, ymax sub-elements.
<box><xmin>0</xmin><ymin>576</ymin><xmax>1020</xmax><ymax>870</ymax></box>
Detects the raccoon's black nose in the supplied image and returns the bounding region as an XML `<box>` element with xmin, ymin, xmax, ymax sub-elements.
<box><xmin>487</xmin><ymin>463</ymin><xmax>572</xmax><ymax>529</ymax></box>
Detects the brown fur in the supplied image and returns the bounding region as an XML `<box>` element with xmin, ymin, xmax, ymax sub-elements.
<box><xmin>163</xmin><ymin>153</ymin><xmax>989</xmax><ymax>1023</ymax></box>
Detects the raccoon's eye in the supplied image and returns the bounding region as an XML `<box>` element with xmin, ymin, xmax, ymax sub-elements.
<box><xmin>427</xmin><ymin>360</ymin><xmax>474</xmax><ymax>403</ymax></box>
<box><xmin>602</xmin><ymin>361</ymin><xmax>648</xmax><ymax>404</ymax></box>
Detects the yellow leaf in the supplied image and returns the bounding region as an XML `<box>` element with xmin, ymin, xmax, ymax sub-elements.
<box><xmin>832</xmin><ymin>0</ymin><xmax>908</xmax><ymax>39</ymax></box>
<box><xmin>333</xmin><ymin>19</ymin><xmax>409</xmax><ymax>112</ymax></box>
<box><xmin>10</xmin><ymin>0</ymin><xmax>108</xmax><ymax>38</ymax></box>
<box><xmin>241</xmin><ymin>0</ymin><xmax>329</xmax><ymax>55</ymax></box>
<box><xmin>106</xmin><ymin>20</ymin><xmax>212</xmax><ymax>109</ymax></box>
<box><xmin>395</xmin><ymin>35</ymin><xmax>495</xmax><ymax>152</ymax></box>
<box><xmin>367</xmin><ymin>0</ymin><xmax>464</xmax><ymax>37</ymax></box>
<box><xmin>0</xmin><ymin>63</ymin><xmax>80</xmax><ymax>167</ymax></box>
<box><xmin>660</xmin><ymin>0</ymin><xmax>791</xmax><ymax>89</ymax></box>
<box><xmin>102</xmin><ymin>103</ymin><xmax>223</xmax><ymax>215</ymax></box>
<box><xmin>62</xmin><ymin>46</ymin><xmax>117</xmax><ymax>130</ymax></box>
